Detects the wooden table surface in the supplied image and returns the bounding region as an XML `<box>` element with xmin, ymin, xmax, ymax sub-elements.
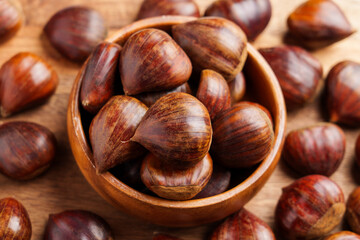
<box><xmin>1</xmin><ymin>0</ymin><xmax>360</xmax><ymax>239</ymax></box>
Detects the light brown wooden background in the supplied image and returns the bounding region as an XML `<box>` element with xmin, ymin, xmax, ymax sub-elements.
<box><xmin>0</xmin><ymin>0</ymin><xmax>360</xmax><ymax>239</ymax></box>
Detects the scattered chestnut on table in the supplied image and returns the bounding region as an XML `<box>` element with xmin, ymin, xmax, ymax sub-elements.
<box><xmin>0</xmin><ymin>197</ymin><xmax>31</xmax><ymax>240</ymax></box>
<box><xmin>0</xmin><ymin>0</ymin><xmax>23</xmax><ymax>43</ymax></box>
<box><xmin>0</xmin><ymin>121</ymin><xmax>57</xmax><ymax>180</ymax></box>
<box><xmin>0</xmin><ymin>52</ymin><xmax>59</xmax><ymax>117</ymax></box>
<box><xmin>324</xmin><ymin>231</ymin><xmax>360</xmax><ymax>240</ymax></box>
<box><xmin>210</xmin><ymin>208</ymin><xmax>275</xmax><ymax>239</ymax></box>
<box><xmin>287</xmin><ymin>0</ymin><xmax>354</xmax><ymax>49</ymax></box>
<box><xmin>43</xmin><ymin>210</ymin><xmax>113</xmax><ymax>240</ymax></box>
<box><xmin>326</xmin><ymin>60</ymin><xmax>360</xmax><ymax>127</ymax></box>
<box><xmin>259</xmin><ymin>45</ymin><xmax>323</xmax><ymax>110</ymax></box>
<box><xmin>282</xmin><ymin>122</ymin><xmax>346</xmax><ymax>177</ymax></box>
<box><xmin>346</xmin><ymin>187</ymin><xmax>360</xmax><ymax>235</ymax></box>
<box><xmin>44</xmin><ymin>6</ymin><xmax>107</xmax><ymax>61</ymax></box>
<box><xmin>205</xmin><ymin>0</ymin><xmax>272</xmax><ymax>41</ymax></box>
<box><xmin>137</xmin><ymin>0</ymin><xmax>200</xmax><ymax>20</ymax></box>
<box><xmin>275</xmin><ymin>175</ymin><xmax>345</xmax><ymax>240</ymax></box>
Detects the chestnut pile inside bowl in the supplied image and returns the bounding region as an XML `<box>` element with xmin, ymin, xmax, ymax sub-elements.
<box><xmin>67</xmin><ymin>16</ymin><xmax>286</xmax><ymax>227</ymax></box>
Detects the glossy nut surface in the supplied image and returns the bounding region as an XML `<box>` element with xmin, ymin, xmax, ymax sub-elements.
<box><xmin>44</xmin><ymin>6</ymin><xmax>107</xmax><ymax>61</ymax></box>
<box><xmin>0</xmin><ymin>0</ymin><xmax>23</xmax><ymax>43</ymax></box>
<box><xmin>0</xmin><ymin>121</ymin><xmax>56</xmax><ymax>180</ymax></box>
<box><xmin>229</xmin><ymin>72</ymin><xmax>246</xmax><ymax>104</ymax></box>
<box><xmin>283</xmin><ymin>123</ymin><xmax>345</xmax><ymax>176</ymax></box>
<box><xmin>346</xmin><ymin>187</ymin><xmax>360</xmax><ymax>235</ymax></box>
<box><xmin>0</xmin><ymin>197</ymin><xmax>31</xmax><ymax>240</ymax></box>
<box><xmin>0</xmin><ymin>52</ymin><xmax>59</xmax><ymax>117</ymax></box>
<box><xmin>324</xmin><ymin>231</ymin><xmax>360</xmax><ymax>240</ymax></box>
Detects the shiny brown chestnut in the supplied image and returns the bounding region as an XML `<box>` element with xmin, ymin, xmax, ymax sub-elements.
<box><xmin>238</xmin><ymin>101</ymin><xmax>273</xmax><ymax>126</ymax></box>
<box><xmin>275</xmin><ymin>175</ymin><xmax>345</xmax><ymax>240</ymax></box>
<box><xmin>287</xmin><ymin>0</ymin><xmax>354</xmax><ymax>49</ymax></box>
<box><xmin>0</xmin><ymin>198</ymin><xmax>31</xmax><ymax>240</ymax></box>
<box><xmin>172</xmin><ymin>17</ymin><xmax>247</xmax><ymax>81</ymax></box>
<box><xmin>120</xmin><ymin>28</ymin><xmax>192</xmax><ymax>95</ymax></box>
<box><xmin>0</xmin><ymin>52</ymin><xmax>59</xmax><ymax>117</ymax></box>
<box><xmin>196</xmin><ymin>69</ymin><xmax>231</xmax><ymax>120</ymax></box>
<box><xmin>80</xmin><ymin>42</ymin><xmax>121</xmax><ymax>114</ymax></box>
<box><xmin>137</xmin><ymin>0</ymin><xmax>200</xmax><ymax>20</ymax></box>
<box><xmin>0</xmin><ymin>0</ymin><xmax>23</xmax><ymax>43</ymax></box>
<box><xmin>326</xmin><ymin>61</ymin><xmax>360</xmax><ymax>126</ymax></box>
<box><xmin>211</xmin><ymin>208</ymin><xmax>275</xmax><ymax>240</ymax></box>
<box><xmin>131</xmin><ymin>92</ymin><xmax>212</xmax><ymax>168</ymax></box>
<box><xmin>0</xmin><ymin>121</ymin><xmax>56</xmax><ymax>180</ymax></box>
<box><xmin>44</xmin><ymin>210</ymin><xmax>113</xmax><ymax>240</ymax></box>
<box><xmin>153</xmin><ymin>234</ymin><xmax>182</xmax><ymax>240</ymax></box>
<box><xmin>283</xmin><ymin>123</ymin><xmax>345</xmax><ymax>177</ymax></box>
<box><xmin>211</xmin><ymin>102</ymin><xmax>274</xmax><ymax>168</ymax></box>
<box><xmin>110</xmin><ymin>157</ymin><xmax>144</xmax><ymax>190</ymax></box>
<box><xmin>134</xmin><ymin>83</ymin><xmax>191</xmax><ymax>107</ymax></box>
<box><xmin>141</xmin><ymin>153</ymin><xmax>212</xmax><ymax>200</ymax></box>
<box><xmin>194</xmin><ymin>164</ymin><xmax>230</xmax><ymax>199</ymax></box>
<box><xmin>89</xmin><ymin>96</ymin><xmax>148</xmax><ymax>173</ymax></box>
<box><xmin>346</xmin><ymin>187</ymin><xmax>360</xmax><ymax>234</ymax></box>
<box><xmin>324</xmin><ymin>231</ymin><xmax>360</xmax><ymax>240</ymax></box>
<box><xmin>259</xmin><ymin>45</ymin><xmax>322</xmax><ymax>110</ymax></box>
<box><xmin>229</xmin><ymin>72</ymin><xmax>246</xmax><ymax>104</ymax></box>
<box><xmin>44</xmin><ymin>6</ymin><xmax>107</xmax><ymax>61</ymax></box>
<box><xmin>205</xmin><ymin>0</ymin><xmax>272</xmax><ymax>41</ymax></box>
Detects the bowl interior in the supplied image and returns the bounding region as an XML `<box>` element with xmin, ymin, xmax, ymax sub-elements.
<box><xmin>67</xmin><ymin>16</ymin><xmax>286</xmax><ymax>226</ymax></box>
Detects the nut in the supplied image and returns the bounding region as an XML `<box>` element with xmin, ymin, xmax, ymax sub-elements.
<box><xmin>0</xmin><ymin>0</ymin><xmax>23</xmax><ymax>43</ymax></box>
<box><xmin>89</xmin><ymin>96</ymin><xmax>148</xmax><ymax>173</ymax></box>
<box><xmin>44</xmin><ymin>6</ymin><xmax>107</xmax><ymax>61</ymax></box>
<box><xmin>131</xmin><ymin>92</ymin><xmax>212</xmax><ymax>168</ymax></box>
<box><xmin>346</xmin><ymin>187</ymin><xmax>360</xmax><ymax>234</ymax></box>
<box><xmin>140</xmin><ymin>153</ymin><xmax>212</xmax><ymax>200</ymax></box>
<box><xmin>324</xmin><ymin>231</ymin><xmax>360</xmax><ymax>240</ymax></box>
<box><xmin>137</xmin><ymin>0</ymin><xmax>200</xmax><ymax>20</ymax></box>
<box><xmin>80</xmin><ymin>42</ymin><xmax>121</xmax><ymax>114</ymax></box>
<box><xmin>110</xmin><ymin>157</ymin><xmax>145</xmax><ymax>190</ymax></box>
<box><xmin>283</xmin><ymin>123</ymin><xmax>345</xmax><ymax>177</ymax></box>
<box><xmin>0</xmin><ymin>52</ymin><xmax>59</xmax><ymax>117</ymax></box>
<box><xmin>287</xmin><ymin>0</ymin><xmax>354</xmax><ymax>49</ymax></box>
<box><xmin>210</xmin><ymin>208</ymin><xmax>275</xmax><ymax>239</ymax></box>
<box><xmin>211</xmin><ymin>102</ymin><xmax>274</xmax><ymax>168</ymax></box>
<box><xmin>0</xmin><ymin>197</ymin><xmax>31</xmax><ymax>240</ymax></box>
<box><xmin>205</xmin><ymin>0</ymin><xmax>272</xmax><ymax>41</ymax></box>
<box><xmin>0</xmin><ymin>121</ymin><xmax>57</xmax><ymax>180</ymax></box>
<box><xmin>120</xmin><ymin>28</ymin><xmax>192</xmax><ymax>95</ymax></box>
<box><xmin>172</xmin><ymin>17</ymin><xmax>248</xmax><ymax>81</ymax></box>
<box><xmin>228</xmin><ymin>72</ymin><xmax>246</xmax><ymax>104</ymax></box>
<box><xmin>275</xmin><ymin>175</ymin><xmax>345</xmax><ymax>240</ymax></box>
<box><xmin>326</xmin><ymin>61</ymin><xmax>360</xmax><ymax>126</ymax></box>
<box><xmin>259</xmin><ymin>45</ymin><xmax>323</xmax><ymax>110</ymax></box>
<box><xmin>44</xmin><ymin>210</ymin><xmax>113</xmax><ymax>240</ymax></box>
<box><xmin>196</xmin><ymin>69</ymin><xmax>231</xmax><ymax>120</ymax></box>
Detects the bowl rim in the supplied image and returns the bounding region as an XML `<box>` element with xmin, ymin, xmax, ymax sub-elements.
<box><xmin>68</xmin><ymin>16</ymin><xmax>286</xmax><ymax>210</ymax></box>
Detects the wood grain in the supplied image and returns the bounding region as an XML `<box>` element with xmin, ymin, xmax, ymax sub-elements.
<box><xmin>0</xmin><ymin>0</ymin><xmax>359</xmax><ymax>239</ymax></box>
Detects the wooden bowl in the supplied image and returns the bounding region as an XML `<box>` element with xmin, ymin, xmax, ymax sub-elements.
<box><xmin>67</xmin><ymin>16</ymin><xmax>286</xmax><ymax>227</ymax></box>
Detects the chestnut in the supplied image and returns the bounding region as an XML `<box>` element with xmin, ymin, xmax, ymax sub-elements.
<box><xmin>346</xmin><ymin>187</ymin><xmax>360</xmax><ymax>234</ymax></box>
<box><xmin>324</xmin><ymin>231</ymin><xmax>360</xmax><ymax>240</ymax></box>
<box><xmin>89</xmin><ymin>95</ymin><xmax>148</xmax><ymax>173</ymax></box>
<box><xmin>0</xmin><ymin>52</ymin><xmax>59</xmax><ymax>117</ymax></box>
<box><xmin>0</xmin><ymin>197</ymin><xmax>31</xmax><ymax>240</ymax></box>
<box><xmin>140</xmin><ymin>153</ymin><xmax>212</xmax><ymax>200</ymax></box>
<box><xmin>275</xmin><ymin>175</ymin><xmax>345</xmax><ymax>240</ymax></box>
<box><xmin>210</xmin><ymin>208</ymin><xmax>275</xmax><ymax>239</ymax></box>
<box><xmin>0</xmin><ymin>121</ymin><xmax>57</xmax><ymax>180</ymax></box>
<box><xmin>287</xmin><ymin>0</ymin><xmax>354</xmax><ymax>49</ymax></box>
<box><xmin>131</xmin><ymin>92</ymin><xmax>212</xmax><ymax>168</ymax></box>
<box><xmin>44</xmin><ymin>6</ymin><xmax>107</xmax><ymax>61</ymax></box>
<box><xmin>0</xmin><ymin>0</ymin><xmax>23</xmax><ymax>43</ymax></box>
<box><xmin>120</xmin><ymin>28</ymin><xmax>192</xmax><ymax>95</ymax></box>
<box><xmin>172</xmin><ymin>17</ymin><xmax>248</xmax><ymax>81</ymax></box>
<box><xmin>326</xmin><ymin>61</ymin><xmax>360</xmax><ymax>126</ymax></box>
<box><xmin>205</xmin><ymin>0</ymin><xmax>272</xmax><ymax>41</ymax></box>
<box><xmin>237</xmin><ymin>101</ymin><xmax>273</xmax><ymax>126</ymax></box>
<box><xmin>259</xmin><ymin>45</ymin><xmax>323</xmax><ymax>110</ymax></box>
<box><xmin>196</xmin><ymin>69</ymin><xmax>231</xmax><ymax>120</ymax></box>
<box><xmin>137</xmin><ymin>0</ymin><xmax>200</xmax><ymax>20</ymax></box>
<box><xmin>211</xmin><ymin>102</ymin><xmax>274</xmax><ymax>168</ymax></box>
<box><xmin>228</xmin><ymin>72</ymin><xmax>246</xmax><ymax>104</ymax></box>
<box><xmin>283</xmin><ymin>122</ymin><xmax>346</xmax><ymax>177</ymax></box>
<box><xmin>110</xmin><ymin>157</ymin><xmax>144</xmax><ymax>190</ymax></box>
<box><xmin>80</xmin><ymin>42</ymin><xmax>121</xmax><ymax>114</ymax></box>
<box><xmin>44</xmin><ymin>210</ymin><xmax>113</xmax><ymax>240</ymax></box>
